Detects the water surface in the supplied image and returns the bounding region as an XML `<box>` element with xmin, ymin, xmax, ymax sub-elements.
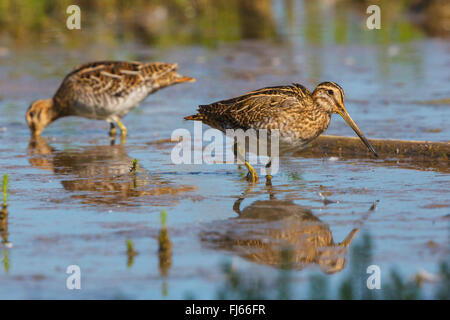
<box><xmin>0</xmin><ymin>0</ymin><xmax>449</xmax><ymax>299</ymax></box>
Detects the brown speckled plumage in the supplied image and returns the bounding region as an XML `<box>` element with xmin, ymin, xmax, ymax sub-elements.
<box><xmin>185</xmin><ymin>81</ymin><xmax>377</xmax><ymax>182</ymax></box>
<box><xmin>187</xmin><ymin>84</ymin><xmax>331</xmax><ymax>151</ymax></box>
<box><xmin>26</xmin><ymin>61</ymin><xmax>195</xmax><ymax>136</ymax></box>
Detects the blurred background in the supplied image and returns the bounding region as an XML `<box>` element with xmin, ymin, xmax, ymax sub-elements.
<box><xmin>0</xmin><ymin>0</ymin><xmax>449</xmax><ymax>46</ymax></box>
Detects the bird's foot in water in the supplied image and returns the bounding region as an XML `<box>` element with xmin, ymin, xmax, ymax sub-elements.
<box><xmin>245</xmin><ymin>161</ymin><xmax>259</xmax><ymax>183</ymax></box>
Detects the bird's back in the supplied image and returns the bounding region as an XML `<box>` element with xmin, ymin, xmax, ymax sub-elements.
<box><xmin>186</xmin><ymin>84</ymin><xmax>315</xmax><ymax>132</ymax></box>
<box><xmin>53</xmin><ymin>61</ymin><xmax>185</xmax><ymax>120</ymax></box>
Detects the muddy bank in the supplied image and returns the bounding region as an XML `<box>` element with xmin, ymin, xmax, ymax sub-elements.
<box><xmin>298</xmin><ymin>135</ymin><xmax>450</xmax><ymax>172</ymax></box>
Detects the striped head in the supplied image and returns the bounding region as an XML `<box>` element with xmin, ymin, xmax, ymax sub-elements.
<box><xmin>26</xmin><ymin>99</ymin><xmax>58</xmax><ymax>136</ymax></box>
<box><xmin>312</xmin><ymin>81</ymin><xmax>346</xmax><ymax>115</ymax></box>
<box><xmin>313</xmin><ymin>82</ymin><xmax>378</xmax><ymax>157</ymax></box>
<box><xmin>158</xmin><ymin>72</ymin><xmax>195</xmax><ymax>89</ymax></box>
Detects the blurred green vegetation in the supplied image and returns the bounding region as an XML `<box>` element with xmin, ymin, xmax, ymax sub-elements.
<box><xmin>0</xmin><ymin>0</ymin><xmax>447</xmax><ymax>48</ymax></box>
<box><xmin>158</xmin><ymin>210</ymin><xmax>171</xmax><ymax>297</ymax></box>
<box><xmin>126</xmin><ymin>239</ymin><xmax>137</xmax><ymax>268</ymax></box>
<box><xmin>212</xmin><ymin>233</ymin><xmax>449</xmax><ymax>300</ymax></box>
<box><xmin>0</xmin><ymin>175</ymin><xmax>9</xmax><ymax>273</ymax></box>
<box><xmin>0</xmin><ymin>0</ymin><xmax>277</xmax><ymax>47</ymax></box>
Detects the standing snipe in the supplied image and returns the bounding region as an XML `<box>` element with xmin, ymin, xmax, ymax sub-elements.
<box><xmin>185</xmin><ymin>82</ymin><xmax>377</xmax><ymax>183</ymax></box>
<box><xmin>26</xmin><ymin>61</ymin><xmax>195</xmax><ymax>137</ymax></box>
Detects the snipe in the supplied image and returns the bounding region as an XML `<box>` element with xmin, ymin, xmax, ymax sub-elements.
<box><xmin>26</xmin><ymin>61</ymin><xmax>195</xmax><ymax>137</ymax></box>
<box><xmin>185</xmin><ymin>82</ymin><xmax>377</xmax><ymax>183</ymax></box>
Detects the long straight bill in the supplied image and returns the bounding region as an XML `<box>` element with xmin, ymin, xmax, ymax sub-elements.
<box><xmin>338</xmin><ymin>109</ymin><xmax>378</xmax><ymax>157</ymax></box>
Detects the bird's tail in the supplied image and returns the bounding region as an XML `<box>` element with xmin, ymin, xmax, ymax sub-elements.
<box><xmin>174</xmin><ymin>74</ymin><xmax>196</xmax><ymax>83</ymax></box>
<box><xmin>184</xmin><ymin>114</ymin><xmax>205</xmax><ymax>121</ymax></box>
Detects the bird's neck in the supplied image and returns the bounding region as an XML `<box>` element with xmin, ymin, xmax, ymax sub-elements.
<box><xmin>157</xmin><ymin>72</ymin><xmax>194</xmax><ymax>89</ymax></box>
<box><xmin>310</xmin><ymin>96</ymin><xmax>333</xmax><ymax>129</ymax></box>
<box><xmin>313</xmin><ymin>111</ymin><xmax>332</xmax><ymax>136</ymax></box>
<box><xmin>306</xmin><ymin>102</ymin><xmax>332</xmax><ymax>123</ymax></box>
<box><xmin>298</xmin><ymin>107</ymin><xmax>331</xmax><ymax>141</ymax></box>
<box><xmin>51</xmin><ymin>97</ymin><xmax>71</xmax><ymax>118</ymax></box>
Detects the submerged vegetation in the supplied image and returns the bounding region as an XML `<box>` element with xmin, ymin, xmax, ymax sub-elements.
<box><xmin>2</xmin><ymin>174</ymin><xmax>7</xmax><ymax>206</ymax></box>
<box><xmin>158</xmin><ymin>210</ymin><xmax>171</xmax><ymax>297</ymax></box>
<box><xmin>217</xmin><ymin>247</ymin><xmax>294</xmax><ymax>300</ymax></box>
<box><xmin>214</xmin><ymin>233</ymin><xmax>450</xmax><ymax>300</ymax></box>
<box><xmin>0</xmin><ymin>174</ymin><xmax>9</xmax><ymax>273</ymax></box>
<box><xmin>158</xmin><ymin>210</ymin><xmax>172</xmax><ymax>277</ymax></box>
<box><xmin>126</xmin><ymin>239</ymin><xmax>138</xmax><ymax>268</ymax></box>
<box><xmin>129</xmin><ymin>158</ymin><xmax>139</xmax><ymax>175</ymax></box>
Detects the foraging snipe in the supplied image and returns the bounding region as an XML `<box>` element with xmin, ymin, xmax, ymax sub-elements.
<box><xmin>185</xmin><ymin>82</ymin><xmax>377</xmax><ymax>183</ymax></box>
<box><xmin>26</xmin><ymin>61</ymin><xmax>195</xmax><ymax>137</ymax></box>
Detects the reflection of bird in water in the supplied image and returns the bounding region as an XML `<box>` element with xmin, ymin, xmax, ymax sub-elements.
<box><xmin>27</xmin><ymin>137</ymin><xmax>195</xmax><ymax>207</ymax></box>
<box><xmin>26</xmin><ymin>61</ymin><xmax>195</xmax><ymax>137</ymax></box>
<box><xmin>201</xmin><ymin>189</ymin><xmax>360</xmax><ymax>274</ymax></box>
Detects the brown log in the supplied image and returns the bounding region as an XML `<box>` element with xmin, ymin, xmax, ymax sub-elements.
<box><xmin>295</xmin><ymin>135</ymin><xmax>449</xmax><ymax>172</ymax></box>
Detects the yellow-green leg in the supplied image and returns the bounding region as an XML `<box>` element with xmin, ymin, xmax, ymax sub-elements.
<box><xmin>244</xmin><ymin>161</ymin><xmax>259</xmax><ymax>183</ymax></box>
<box><xmin>234</xmin><ymin>142</ymin><xmax>258</xmax><ymax>183</ymax></box>
<box><xmin>116</xmin><ymin>119</ymin><xmax>128</xmax><ymax>137</ymax></box>
<box><xmin>109</xmin><ymin>123</ymin><xmax>117</xmax><ymax>137</ymax></box>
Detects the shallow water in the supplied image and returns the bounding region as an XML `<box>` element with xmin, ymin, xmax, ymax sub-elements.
<box><xmin>0</xmin><ymin>0</ymin><xmax>449</xmax><ymax>299</ymax></box>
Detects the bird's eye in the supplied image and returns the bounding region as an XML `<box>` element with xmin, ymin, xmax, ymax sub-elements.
<box><xmin>327</xmin><ymin>90</ymin><xmax>334</xmax><ymax>95</ymax></box>
<box><xmin>29</xmin><ymin>111</ymin><xmax>35</xmax><ymax>117</ymax></box>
